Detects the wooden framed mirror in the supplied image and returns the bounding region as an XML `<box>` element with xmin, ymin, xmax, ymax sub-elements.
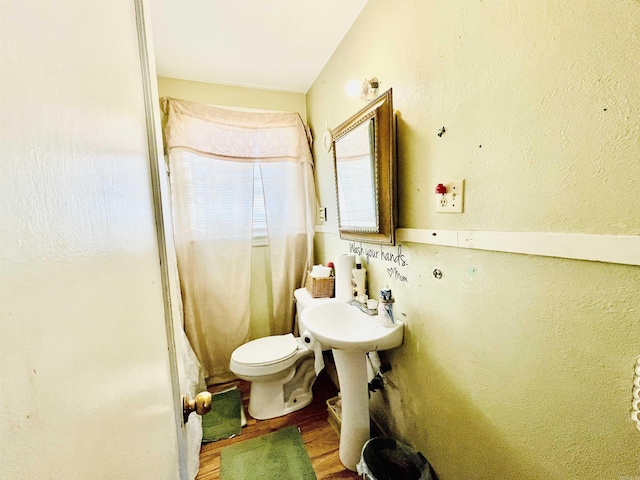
<box><xmin>332</xmin><ymin>89</ymin><xmax>396</xmax><ymax>245</ymax></box>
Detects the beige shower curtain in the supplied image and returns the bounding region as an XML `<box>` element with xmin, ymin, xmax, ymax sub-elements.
<box><xmin>162</xmin><ymin>98</ymin><xmax>316</xmax><ymax>384</ymax></box>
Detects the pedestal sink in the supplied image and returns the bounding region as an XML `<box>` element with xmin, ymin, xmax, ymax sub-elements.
<box><xmin>301</xmin><ymin>300</ymin><xmax>404</xmax><ymax>471</ymax></box>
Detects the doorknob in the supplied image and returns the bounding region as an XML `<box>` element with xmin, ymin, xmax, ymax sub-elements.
<box><xmin>183</xmin><ymin>391</ymin><xmax>212</xmax><ymax>423</ymax></box>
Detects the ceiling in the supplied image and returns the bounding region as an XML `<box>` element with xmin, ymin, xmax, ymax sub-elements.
<box><xmin>149</xmin><ymin>0</ymin><xmax>368</xmax><ymax>94</ymax></box>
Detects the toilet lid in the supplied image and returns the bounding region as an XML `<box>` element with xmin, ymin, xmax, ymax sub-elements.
<box><xmin>232</xmin><ymin>334</ymin><xmax>299</xmax><ymax>366</ymax></box>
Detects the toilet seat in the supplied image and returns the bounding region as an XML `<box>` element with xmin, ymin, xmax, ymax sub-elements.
<box><xmin>231</xmin><ymin>333</ymin><xmax>299</xmax><ymax>367</ymax></box>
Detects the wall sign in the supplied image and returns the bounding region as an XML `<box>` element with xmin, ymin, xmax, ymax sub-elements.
<box><xmin>349</xmin><ymin>241</ymin><xmax>410</xmax><ymax>285</ymax></box>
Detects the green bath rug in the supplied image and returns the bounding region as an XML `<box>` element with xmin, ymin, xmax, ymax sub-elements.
<box><xmin>220</xmin><ymin>425</ymin><xmax>317</xmax><ymax>480</ymax></box>
<box><xmin>201</xmin><ymin>388</ymin><xmax>242</xmax><ymax>443</ymax></box>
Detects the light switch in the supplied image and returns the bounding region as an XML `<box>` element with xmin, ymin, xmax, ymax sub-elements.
<box><xmin>319</xmin><ymin>206</ymin><xmax>327</xmax><ymax>222</ymax></box>
<box><xmin>435</xmin><ymin>179</ymin><xmax>464</xmax><ymax>213</ymax></box>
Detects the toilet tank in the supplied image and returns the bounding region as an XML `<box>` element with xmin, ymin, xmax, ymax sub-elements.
<box><xmin>294</xmin><ymin>287</ymin><xmax>333</xmax><ymax>333</ymax></box>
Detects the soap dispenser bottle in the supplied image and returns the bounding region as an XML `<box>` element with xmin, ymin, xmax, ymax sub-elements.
<box><xmin>352</xmin><ymin>259</ymin><xmax>367</xmax><ymax>300</ymax></box>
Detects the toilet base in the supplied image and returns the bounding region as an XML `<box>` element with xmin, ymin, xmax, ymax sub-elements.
<box><xmin>247</xmin><ymin>355</ymin><xmax>316</xmax><ymax>420</ymax></box>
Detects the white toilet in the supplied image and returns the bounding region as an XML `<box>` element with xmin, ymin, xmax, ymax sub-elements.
<box><xmin>229</xmin><ymin>287</ymin><xmax>331</xmax><ymax>420</ymax></box>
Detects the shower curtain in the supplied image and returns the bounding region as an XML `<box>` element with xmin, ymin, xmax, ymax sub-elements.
<box><xmin>162</xmin><ymin>98</ymin><xmax>316</xmax><ymax>384</ymax></box>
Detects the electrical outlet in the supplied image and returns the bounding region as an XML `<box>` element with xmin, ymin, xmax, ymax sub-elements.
<box><xmin>318</xmin><ymin>206</ymin><xmax>327</xmax><ymax>222</ymax></box>
<box><xmin>435</xmin><ymin>179</ymin><xmax>465</xmax><ymax>213</ymax></box>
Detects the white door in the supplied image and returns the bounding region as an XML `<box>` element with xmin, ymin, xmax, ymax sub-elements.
<box><xmin>0</xmin><ymin>1</ymin><xmax>190</xmax><ymax>478</ymax></box>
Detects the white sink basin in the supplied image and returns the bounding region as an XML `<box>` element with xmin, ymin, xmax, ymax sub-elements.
<box><xmin>300</xmin><ymin>299</ymin><xmax>405</xmax><ymax>471</ymax></box>
<box><xmin>301</xmin><ymin>300</ymin><xmax>403</xmax><ymax>352</ymax></box>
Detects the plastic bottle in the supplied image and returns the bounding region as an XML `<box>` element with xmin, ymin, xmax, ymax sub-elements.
<box><xmin>327</xmin><ymin>261</ymin><xmax>334</xmax><ymax>276</ymax></box>
<box><xmin>378</xmin><ymin>284</ymin><xmax>395</xmax><ymax>327</ymax></box>
<box><xmin>352</xmin><ymin>260</ymin><xmax>367</xmax><ymax>299</ymax></box>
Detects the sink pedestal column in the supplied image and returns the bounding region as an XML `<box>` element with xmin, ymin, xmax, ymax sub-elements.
<box><xmin>332</xmin><ymin>349</ymin><xmax>370</xmax><ymax>471</ymax></box>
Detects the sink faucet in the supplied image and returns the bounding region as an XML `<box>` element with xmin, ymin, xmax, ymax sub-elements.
<box><xmin>347</xmin><ymin>299</ymin><xmax>378</xmax><ymax>316</ymax></box>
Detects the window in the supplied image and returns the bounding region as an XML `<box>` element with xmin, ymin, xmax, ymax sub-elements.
<box><xmin>252</xmin><ymin>164</ymin><xmax>268</xmax><ymax>246</ymax></box>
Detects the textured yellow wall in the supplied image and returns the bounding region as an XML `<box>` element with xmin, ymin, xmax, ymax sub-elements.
<box><xmin>307</xmin><ymin>1</ymin><xmax>640</xmax><ymax>478</ymax></box>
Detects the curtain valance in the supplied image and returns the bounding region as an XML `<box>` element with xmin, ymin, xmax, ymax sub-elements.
<box><xmin>161</xmin><ymin>97</ymin><xmax>313</xmax><ymax>164</ymax></box>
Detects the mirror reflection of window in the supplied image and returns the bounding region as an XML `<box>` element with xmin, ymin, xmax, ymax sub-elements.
<box><xmin>331</xmin><ymin>89</ymin><xmax>395</xmax><ymax>245</ymax></box>
<box><xmin>335</xmin><ymin>118</ymin><xmax>377</xmax><ymax>230</ymax></box>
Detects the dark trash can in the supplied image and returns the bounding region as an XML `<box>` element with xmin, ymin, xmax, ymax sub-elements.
<box><xmin>356</xmin><ymin>437</ymin><xmax>433</xmax><ymax>480</ymax></box>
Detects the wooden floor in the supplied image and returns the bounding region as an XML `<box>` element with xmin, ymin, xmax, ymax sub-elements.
<box><xmin>195</xmin><ymin>372</ymin><xmax>360</xmax><ymax>480</ymax></box>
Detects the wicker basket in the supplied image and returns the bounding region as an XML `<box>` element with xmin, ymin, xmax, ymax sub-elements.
<box><xmin>326</xmin><ymin>396</ymin><xmax>341</xmax><ymax>436</ymax></box>
<box><xmin>305</xmin><ymin>272</ymin><xmax>335</xmax><ymax>298</ymax></box>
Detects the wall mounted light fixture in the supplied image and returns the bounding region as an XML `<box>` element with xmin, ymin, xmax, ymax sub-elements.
<box><xmin>345</xmin><ymin>77</ymin><xmax>380</xmax><ymax>101</ymax></box>
<box><xmin>360</xmin><ymin>77</ymin><xmax>380</xmax><ymax>101</ymax></box>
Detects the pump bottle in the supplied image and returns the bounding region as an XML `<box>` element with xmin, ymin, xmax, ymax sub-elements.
<box><xmin>352</xmin><ymin>260</ymin><xmax>367</xmax><ymax>299</ymax></box>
